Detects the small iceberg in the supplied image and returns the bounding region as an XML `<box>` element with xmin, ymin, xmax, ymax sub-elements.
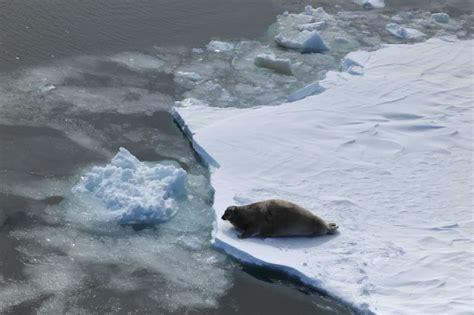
<box><xmin>254</xmin><ymin>53</ymin><xmax>293</xmax><ymax>75</ymax></box>
<box><xmin>275</xmin><ymin>30</ymin><xmax>328</xmax><ymax>53</ymax></box>
<box><xmin>74</xmin><ymin>147</ymin><xmax>187</xmax><ymax>225</ymax></box>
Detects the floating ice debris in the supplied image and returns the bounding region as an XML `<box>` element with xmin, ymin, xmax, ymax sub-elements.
<box><xmin>175</xmin><ymin>71</ymin><xmax>202</xmax><ymax>82</ymax></box>
<box><xmin>385</xmin><ymin>23</ymin><xmax>426</xmax><ymax>39</ymax></box>
<box><xmin>206</xmin><ymin>40</ymin><xmax>235</xmax><ymax>52</ymax></box>
<box><xmin>74</xmin><ymin>147</ymin><xmax>187</xmax><ymax>225</ymax></box>
<box><xmin>254</xmin><ymin>53</ymin><xmax>293</xmax><ymax>76</ymax></box>
<box><xmin>340</xmin><ymin>58</ymin><xmax>364</xmax><ymax>75</ymax></box>
<box><xmin>432</xmin><ymin>12</ymin><xmax>449</xmax><ymax>24</ymax></box>
<box><xmin>275</xmin><ymin>30</ymin><xmax>328</xmax><ymax>53</ymax></box>
<box><xmin>39</xmin><ymin>84</ymin><xmax>56</xmax><ymax>93</ymax></box>
<box><xmin>287</xmin><ymin>81</ymin><xmax>325</xmax><ymax>102</ymax></box>
<box><xmin>352</xmin><ymin>0</ymin><xmax>385</xmax><ymax>9</ymax></box>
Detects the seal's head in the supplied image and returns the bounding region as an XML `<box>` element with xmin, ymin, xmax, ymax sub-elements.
<box><xmin>222</xmin><ymin>206</ymin><xmax>238</xmax><ymax>221</ymax></box>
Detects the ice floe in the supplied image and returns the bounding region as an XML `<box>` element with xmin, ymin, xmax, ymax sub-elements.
<box><xmin>254</xmin><ymin>53</ymin><xmax>293</xmax><ymax>75</ymax></box>
<box><xmin>175</xmin><ymin>37</ymin><xmax>474</xmax><ymax>314</ymax></box>
<box><xmin>74</xmin><ymin>147</ymin><xmax>187</xmax><ymax>224</ymax></box>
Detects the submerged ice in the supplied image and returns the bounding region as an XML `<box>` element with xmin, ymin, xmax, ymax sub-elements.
<box><xmin>74</xmin><ymin>148</ymin><xmax>187</xmax><ymax>224</ymax></box>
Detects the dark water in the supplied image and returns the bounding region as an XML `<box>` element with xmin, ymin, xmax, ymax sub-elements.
<box><xmin>0</xmin><ymin>0</ymin><xmax>281</xmax><ymax>71</ymax></box>
<box><xmin>1</xmin><ymin>0</ymin><xmax>472</xmax><ymax>313</ymax></box>
<box><xmin>0</xmin><ymin>1</ymin><xmax>358</xmax><ymax>313</ymax></box>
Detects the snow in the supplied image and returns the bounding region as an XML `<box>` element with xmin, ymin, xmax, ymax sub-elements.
<box><xmin>254</xmin><ymin>53</ymin><xmax>293</xmax><ymax>76</ymax></box>
<box><xmin>73</xmin><ymin>147</ymin><xmax>187</xmax><ymax>224</ymax></box>
<box><xmin>385</xmin><ymin>23</ymin><xmax>426</xmax><ymax>39</ymax></box>
<box><xmin>175</xmin><ymin>37</ymin><xmax>474</xmax><ymax>314</ymax></box>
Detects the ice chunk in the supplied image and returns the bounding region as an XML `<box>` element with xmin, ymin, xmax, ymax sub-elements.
<box><xmin>206</xmin><ymin>40</ymin><xmax>235</xmax><ymax>52</ymax></box>
<box><xmin>175</xmin><ymin>71</ymin><xmax>202</xmax><ymax>82</ymax></box>
<box><xmin>275</xmin><ymin>30</ymin><xmax>328</xmax><ymax>53</ymax></box>
<box><xmin>254</xmin><ymin>53</ymin><xmax>293</xmax><ymax>76</ymax></box>
<box><xmin>352</xmin><ymin>0</ymin><xmax>385</xmax><ymax>9</ymax></box>
<box><xmin>340</xmin><ymin>58</ymin><xmax>364</xmax><ymax>75</ymax></box>
<box><xmin>287</xmin><ymin>81</ymin><xmax>325</xmax><ymax>102</ymax></box>
<box><xmin>432</xmin><ymin>13</ymin><xmax>449</xmax><ymax>24</ymax></box>
<box><xmin>385</xmin><ymin>23</ymin><xmax>426</xmax><ymax>39</ymax></box>
<box><xmin>74</xmin><ymin>147</ymin><xmax>187</xmax><ymax>224</ymax></box>
<box><xmin>304</xmin><ymin>5</ymin><xmax>314</xmax><ymax>15</ymax></box>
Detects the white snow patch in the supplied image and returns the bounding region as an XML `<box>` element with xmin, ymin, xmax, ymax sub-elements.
<box><xmin>74</xmin><ymin>147</ymin><xmax>187</xmax><ymax>224</ymax></box>
<box><xmin>176</xmin><ymin>38</ymin><xmax>474</xmax><ymax>314</ymax></box>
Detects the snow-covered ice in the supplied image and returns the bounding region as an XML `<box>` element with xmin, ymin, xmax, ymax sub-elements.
<box><xmin>254</xmin><ymin>53</ymin><xmax>293</xmax><ymax>76</ymax></box>
<box><xmin>176</xmin><ymin>38</ymin><xmax>474</xmax><ymax>314</ymax></box>
<box><xmin>74</xmin><ymin>147</ymin><xmax>187</xmax><ymax>224</ymax></box>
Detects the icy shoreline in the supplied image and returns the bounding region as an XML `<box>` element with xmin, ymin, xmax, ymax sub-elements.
<box><xmin>175</xmin><ymin>37</ymin><xmax>474</xmax><ymax>314</ymax></box>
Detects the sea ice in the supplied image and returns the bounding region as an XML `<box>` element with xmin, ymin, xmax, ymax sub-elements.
<box><xmin>74</xmin><ymin>147</ymin><xmax>187</xmax><ymax>224</ymax></box>
<box><xmin>176</xmin><ymin>38</ymin><xmax>474</xmax><ymax>314</ymax></box>
<box><xmin>287</xmin><ymin>81</ymin><xmax>325</xmax><ymax>102</ymax></box>
<box><xmin>254</xmin><ymin>53</ymin><xmax>293</xmax><ymax>76</ymax></box>
<box><xmin>275</xmin><ymin>30</ymin><xmax>328</xmax><ymax>53</ymax></box>
<box><xmin>432</xmin><ymin>12</ymin><xmax>450</xmax><ymax>24</ymax></box>
<box><xmin>385</xmin><ymin>23</ymin><xmax>426</xmax><ymax>39</ymax></box>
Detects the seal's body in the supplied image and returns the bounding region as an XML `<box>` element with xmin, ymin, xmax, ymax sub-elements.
<box><xmin>221</xmin><ymin>199</ymin><xmax>338</xmax><ymax>239</ymax></box>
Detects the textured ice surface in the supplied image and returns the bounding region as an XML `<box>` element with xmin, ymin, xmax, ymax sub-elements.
<box><xmin>176</xmin><ymin>38</ymin><xmax>474</xmax><ymax>314</ymax></box>
<box><xmin>74</xmin><ymin>148</ymin><xmax>187</xmax><ymax>224</ymax></box>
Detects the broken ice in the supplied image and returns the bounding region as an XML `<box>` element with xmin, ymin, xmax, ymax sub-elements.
<box><xmin>74</xmin><ymin>147</ymin><xmax>187</xmax><ymax>225</ymax></box>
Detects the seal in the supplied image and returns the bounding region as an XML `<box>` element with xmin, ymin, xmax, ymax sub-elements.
<box><xmin>221</xmin><ymin>199</ymin><xmax>338</xmax><ymax>239</ymax></box>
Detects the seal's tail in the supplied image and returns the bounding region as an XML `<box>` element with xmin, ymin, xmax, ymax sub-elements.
<box><xmin>327</xmin><ymin>223</ymin><xmax>339</xmax><ymax>234</ymax></box>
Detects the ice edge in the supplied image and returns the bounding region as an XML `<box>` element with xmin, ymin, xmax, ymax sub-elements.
<box><xmin>172</xmin><ymin>106</ymin><xmax>367</xmax><ymax>315</ymax></box>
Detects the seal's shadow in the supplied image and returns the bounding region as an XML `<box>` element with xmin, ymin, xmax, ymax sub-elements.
<box><xmin>224</xmin><ymin>227</ymin><xmax>340</xmax><ymax>249</ymax></box>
